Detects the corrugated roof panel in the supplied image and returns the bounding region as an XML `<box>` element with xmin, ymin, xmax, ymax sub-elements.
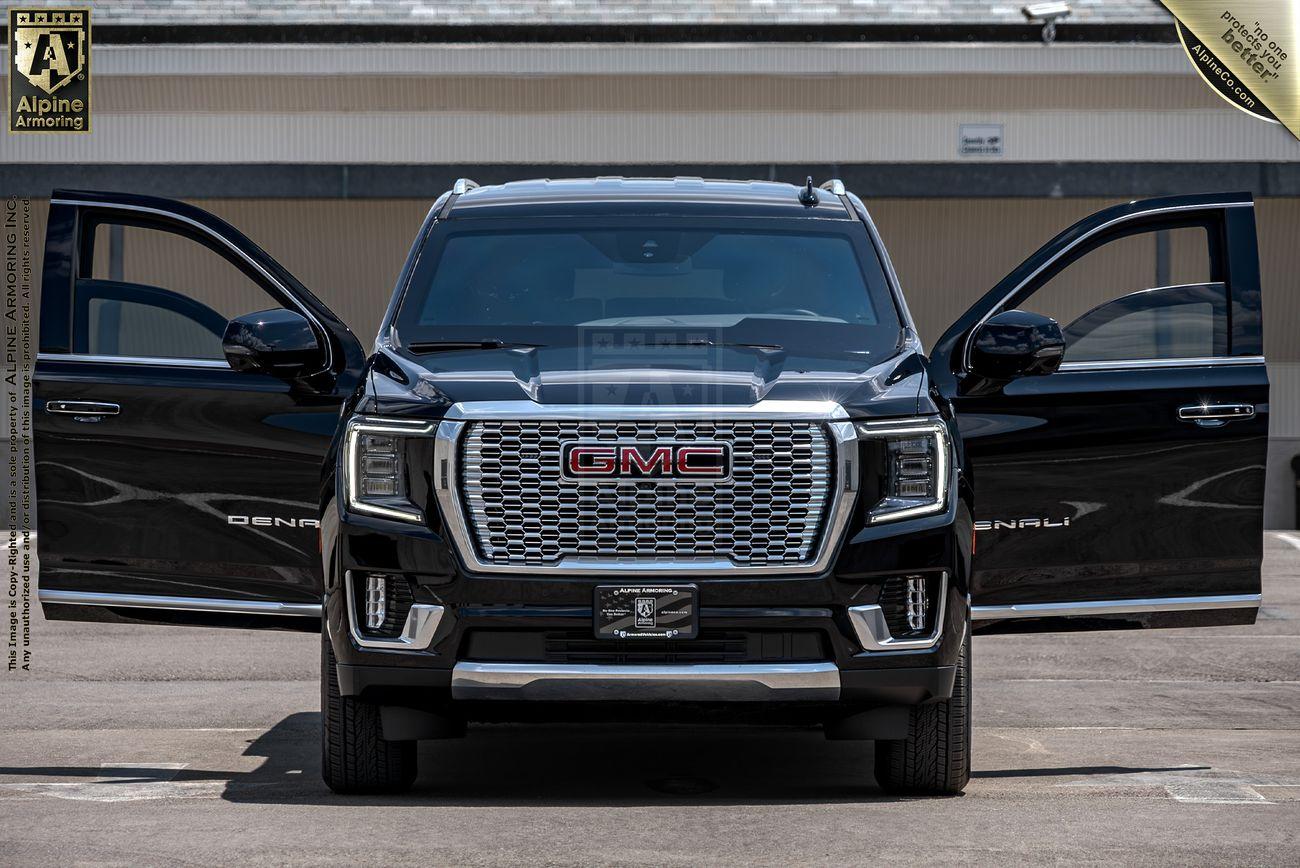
<box><xmin>67</xmin><ymin>0</ymin><xmax>1173</xmax><ymax>26</ymax></box>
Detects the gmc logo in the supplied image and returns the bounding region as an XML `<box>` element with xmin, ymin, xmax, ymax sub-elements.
<box><xmin>561</xmin><ymin>442</ymin><xmax>730</xmax><ymax>480</ymax></box>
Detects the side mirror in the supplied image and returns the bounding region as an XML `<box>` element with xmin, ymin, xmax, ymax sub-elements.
<box><xmin>223</xmin><ymin>308</ymin><xmax>323</xmax><ymax>378</ymax></box>
<box><xmin>969</xmin><ymin>310</ymin><xmax>1065</xmax><ymax>381</ymax></box>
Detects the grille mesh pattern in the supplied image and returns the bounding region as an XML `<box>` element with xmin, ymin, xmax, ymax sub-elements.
<box><xmin>461</xmin><ymin>420</ymin><xmax>832</xmax><ymax>567</ymax></box>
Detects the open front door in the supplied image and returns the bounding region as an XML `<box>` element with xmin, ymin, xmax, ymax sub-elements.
<box><xmin>35</xmin><ymin>190</ymin><xmax>365</xmax><ymax>629</ymax></box>
<box><xmin>930</xmin><ymin>193</ymin><xmax>1267</xmax><ymax>632</ymax></box>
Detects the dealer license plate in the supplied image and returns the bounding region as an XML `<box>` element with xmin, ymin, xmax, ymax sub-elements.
<box><xmin>594</xmin><ymin>585</ymin><xmax>698</xmax><ymax>640</ymax></box>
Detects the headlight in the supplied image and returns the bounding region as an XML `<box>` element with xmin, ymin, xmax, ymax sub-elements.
<box><xmin>343</xmin><ymin>417</ymin><xmax>434</xmax><ymax>523</ymax></box>
<box><xmin>855</xmin><ymin>419</ymin><xmax>950</xmax><ymax>524</ymax></box>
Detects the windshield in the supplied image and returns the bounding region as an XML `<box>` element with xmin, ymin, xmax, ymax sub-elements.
<box><xmin>394</xmin><ymin>218</ymin><xmax>903</xmax><ymax>356</ymax></box>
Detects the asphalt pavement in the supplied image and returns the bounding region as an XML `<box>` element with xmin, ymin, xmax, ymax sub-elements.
<box><xmin>1</xmin><ymin>534</ymin><xmax>1298</xmax><ymax>866</ymax></box>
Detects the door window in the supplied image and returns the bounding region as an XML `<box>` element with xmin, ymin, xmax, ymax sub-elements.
<box><xmin>75</xmin><ymin>220</ymin><xmax>285</xmax><ymax>360</ymax></box>
<box><xmin>1061</xmin><ymin>282</ymin><xmax>1227</xmax><ymax>362</ymax></box>
<box><xmin>1016</xmin><ymin>224</ymin><xmax>1226</xmax><ymax>363</ymax></box>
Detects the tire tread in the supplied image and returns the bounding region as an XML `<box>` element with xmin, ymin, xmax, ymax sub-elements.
<box><xmin>874</xmin><ymin>626</ymin><xmax>971</xmax><ymax>796</ymax></box>
<box><xmin>321</xmin><ymin>637</ymin><xmax>417</xmax><ymax>794</ymax></box>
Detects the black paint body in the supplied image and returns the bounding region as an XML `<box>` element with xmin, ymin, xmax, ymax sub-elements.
<box><xmin>34</xmin><ymin>186</ymin><xmax>1267</xmax><ymax>712</ymax></box>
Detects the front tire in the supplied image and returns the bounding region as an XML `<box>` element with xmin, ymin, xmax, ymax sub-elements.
<box><xmin>321</xmin><ymin>634</ymin><xmax>418</xmax><ymax>794</ymax></box>
<box><xmin>873</xmin><ymin>622</ymin><xmax>971</xmax><ymax>796</ymax></box>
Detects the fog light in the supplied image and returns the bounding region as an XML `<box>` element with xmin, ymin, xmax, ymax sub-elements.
<box><xmin>365</xmin><ymin>574</ymin><xmax>387</xmax><ymax>630</ymax></box>
<box><xmin>905</xmin><ymin>576</ymin><xmax>928</xmax><ymax>632</ymax></box>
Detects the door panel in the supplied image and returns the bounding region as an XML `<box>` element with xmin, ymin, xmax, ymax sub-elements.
<box><xmin>958</xmin><ymin>363</ymin><xmax>1266</xmax><ymax>620</ymax></box>
<box><xmin>930</xmin><ymin>193</ymin><xmax>1267</xmax><ymax>632</ymax></box>
<box><xmin>35</xmin><ymin>190</ymin><xmax>366</xmax><ymax>629</ymax></box>
<box><xmin>36</xmin><ymin>362</ymin><xmax>337</xmax><ymax>602</ymax></box>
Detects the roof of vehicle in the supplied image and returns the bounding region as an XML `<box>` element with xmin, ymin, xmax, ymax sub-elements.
<box><xmin>446</xmin><ymin>177</ymin><xmax>856</xmax><ymax>220</ymax></box>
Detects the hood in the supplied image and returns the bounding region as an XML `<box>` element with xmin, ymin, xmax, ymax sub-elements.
<box><xmin>365</xmin><ymin>341</ymin><xmax>932</xmax><ymax>419</ymax></box>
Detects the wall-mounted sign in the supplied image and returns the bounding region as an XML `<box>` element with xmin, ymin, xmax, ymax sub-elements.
<box><xmin>958</xmin><ymin>123</ymin><xmax>1003</xmax><ymax>157</ymax></box>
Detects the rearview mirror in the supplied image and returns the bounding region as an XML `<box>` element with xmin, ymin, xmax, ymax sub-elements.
<box><xmin>969</xmin><ymin>310</ymin><xmax>1065</xmax><ymax>381</ymax></box>
<box><xmin>223</xmin><ymin>308</ymin><xmax>323</xmax><ymax>378</ymax></box>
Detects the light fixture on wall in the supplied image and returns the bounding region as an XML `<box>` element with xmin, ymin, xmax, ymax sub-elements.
<box><xmin>1022</xmin><ymin>2</ymin><xmax>1072</xmax><ymax>44</ymax></box>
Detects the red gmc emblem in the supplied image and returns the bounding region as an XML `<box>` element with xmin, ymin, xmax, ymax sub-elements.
<box><xmin>561</xmin><ymin>442</ymin><xmax>730</xmax><ymax>480</ymax></box>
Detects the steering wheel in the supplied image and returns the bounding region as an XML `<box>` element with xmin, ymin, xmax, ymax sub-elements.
<box><xmin>766</xmin><ymin>307</ymin><xmax>820</xmax><ymax>318</ymax></box>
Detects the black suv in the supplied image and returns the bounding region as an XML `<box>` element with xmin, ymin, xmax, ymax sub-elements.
<box><xmin>35</xmin><ymin>179</ymin><xmax>1268</xmax><ymax>796</ymax></box>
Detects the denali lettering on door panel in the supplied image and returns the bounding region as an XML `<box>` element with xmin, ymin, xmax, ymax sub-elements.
<box><xmin>974</xmin><ymin>517</ymin><xmax>1072</xmax><ymax>531</ymax></box>
<box><xmin>227</xmin><ymin>515</ymin><xmax>321</xmax><ymax>529</ymax></box>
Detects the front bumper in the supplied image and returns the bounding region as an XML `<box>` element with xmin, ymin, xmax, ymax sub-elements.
<box><xmin>324</xmin><ymin>475</ymin><xmax>973</xmax><ymax>712</ymax></box>
<box><xmin>330</xmin><ymin>563</ymin><xmax>967</xmax><ymax>711</ymax></box>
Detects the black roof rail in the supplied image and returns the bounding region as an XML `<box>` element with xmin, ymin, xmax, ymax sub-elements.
<box><xmin>438</xmin><ymin>177</ymin><xmax>479</xmax><ymax>219</ymax></box>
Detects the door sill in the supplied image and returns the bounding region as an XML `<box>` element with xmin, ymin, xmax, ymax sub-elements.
<box><xmin>971</xmin><ymin>593</ymin><xmax>1260</xmax><ymax>620</ymax></box>
<box><xmin>38</xmin><ymin>588</ymin><xmax>321</xmax><ymax>617</ymax></box>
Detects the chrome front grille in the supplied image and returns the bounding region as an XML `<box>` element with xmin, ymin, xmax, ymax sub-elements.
<box><xmin>460</xmin><ymin>420</ymin><xmax>833</xmax><ymax>568</ymax></box>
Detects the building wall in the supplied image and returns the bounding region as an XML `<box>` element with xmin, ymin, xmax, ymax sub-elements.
<box><xmin>6</xmin><ymin>43</ymin><xmax>1300</xmax><ymax>163</ymax></box>
<box><xmin>8</xmin><ymin>77</ymin><xmax>1300</xmax><ymax>164</ymax></box>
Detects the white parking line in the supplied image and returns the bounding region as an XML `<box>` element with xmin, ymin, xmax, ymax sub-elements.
<box><xmin>0</xmin><ymin>762</ymin><xmax>228</xmax><ymax>803</ymax></box>
<box><xmin>1003</xmin><ymin>678</ymin><xmax>1300</xmax><ymax>684</ymax></box>
<box><xmin>1275</xmin><ymin>531</ymin><xmax>1300</xmax><ymax>553</ymax></box>
<box><xmin>1058</xmin><ymin>765</ymin><xmax>1297</xmax><ymax>805</ymax></box>
<box><xmin>989</xmin><ymin>732</ymin><xmax>1049</xmax><ymax>754</ymax></box>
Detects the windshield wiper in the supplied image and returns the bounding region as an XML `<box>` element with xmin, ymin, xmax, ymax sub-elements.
<box><xmin>406</xmin><ymin>339</ymin><xmax>544</xmax><ymax>354</ymax></box>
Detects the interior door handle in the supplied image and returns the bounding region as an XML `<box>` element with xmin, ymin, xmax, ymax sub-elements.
<box><xmin>1177</xmin><ymin>403</ymin><xmax>1254</xmax><ymax>427</ymax></box>
<box><xmin>45</xmin><ymin>400</ymin><xmax>121</xmax><ymax>418</ymax></box>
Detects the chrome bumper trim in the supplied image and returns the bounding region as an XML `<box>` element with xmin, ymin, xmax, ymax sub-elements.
<box><xmin>971</xmin><ymin>593</ymin><xmax>1262</xmax><ymax>621</ymax></box>
<box><xmin>37</xmin><ymin>588</ymin><xmax>321</xmax><ymax>617</ymax></box>
<box><xmin>848</xmin><ymin>572</ymin><xmax>948</xmax><ymax>652</ymax></box>
<box><xmin>450</xmin><ymin>661</ymin><xmax>841</xmax><ymax>701</ymax></box>
<box><xmin>344</xmin><ymin>571</ymin><xmax>444</xmax><ymax>650</ymax></box>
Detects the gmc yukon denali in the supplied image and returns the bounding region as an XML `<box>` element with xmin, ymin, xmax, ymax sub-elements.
<box><xmin>34</xmin><ymin>179</ymin><xmax>1268</xmax><ymax>796</ymax></box>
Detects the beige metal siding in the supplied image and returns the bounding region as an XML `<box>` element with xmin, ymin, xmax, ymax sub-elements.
<box><xmin>10</xmin><ymin>109</ymin><xmax>1298</xmax><ymax>164</ymax></box>
<box><xmin>186</xmin><ymin>199</ymin><xmax>430</xmax><ymax>345</ymax></box>
<box><xmin>82</xmin><ymin>74</ymin><xmax>1233</xmax><ymax>113</ymax></box>
<box><xmin>6</xmin><ymin>51</ymin><xmax>1300</xmax><ymax>163</ymax></box>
